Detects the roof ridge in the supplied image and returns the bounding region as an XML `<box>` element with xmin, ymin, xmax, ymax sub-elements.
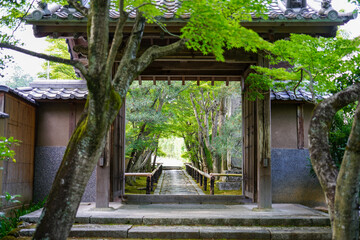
<box><xmin>29</xmin><ymin>80</ymin><xmax>87</xmax><ymax>89</ymax></box>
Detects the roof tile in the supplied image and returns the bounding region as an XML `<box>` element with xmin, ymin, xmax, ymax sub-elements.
<box><xmin>25</xmin><ymin>0</ymin><xmax>357</xmax><ymax>23</ymax></box>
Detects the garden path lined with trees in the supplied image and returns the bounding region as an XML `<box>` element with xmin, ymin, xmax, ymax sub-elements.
<box><xmin>154</xmin><ymin>169</ymin><xmax>205</xmax><ymax>195</ymax></box>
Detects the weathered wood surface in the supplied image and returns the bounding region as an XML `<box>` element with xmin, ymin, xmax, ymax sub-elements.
<box><xmin>1</xmin><ymin>93</ymin><xmax>36</xmax><ymax>208</ymax></box>
<box><xmin>96</xmin><ymin>131</ymin><xmax>111</xmax><ymax>208</ymax></box>
<box><xmin>256</xmin><ymin>91</ymin><xmax>272</xmax><ymax>209</ymax></box>
<box><xmin>297</xmin><ymin>104</ymin><xmax>305</xmax><ymax>149</ymax></box>
<box><xmin>185</xmin><ymin>164</ymin><xmax>242</xmax><ymax>195</ymax></box>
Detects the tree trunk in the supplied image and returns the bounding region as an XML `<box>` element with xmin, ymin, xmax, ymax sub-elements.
<box><xmin>333</xmin><ymin>102</ymin><xmax>360</xmax><ymax>240</ymax></box>
<box><xmin>219</xmin><ymin>96</ymin><xmax>228</xmax><ymax>172</ymax></box>
<box><xmin>33</xmin><ymin>88</ymin><xmax>122</xmax><ymax>239</ymax></box>
<box><xmin>309</xmin><ymin>83</ymin><xmax>360</xmax><ymax>227</ymax></box>
<box><xmin>152</xmin><ymin>147</ymin><xmax>158</xmax><ymax>170</ymax></box>
<box><xmin>126</xmin><ymin>123</ymin><xmax>147</xmax><ymax>172</ymax></box>
<box><xmin>16</xmin><ymin>1</ymin><xmax>186</xmax><ymax>238</ymax></box>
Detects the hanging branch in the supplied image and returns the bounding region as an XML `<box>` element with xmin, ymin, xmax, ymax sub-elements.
<box><xmin>136</xmin><ymin>39</ymin><xmax>187</xmax><ymax>73</ymax></box>
<box><xmin>105</xmin><ymin>1</ymin><xmax>127</xmax><ymax>77</ymax></box>
<box><xmin>0</xmin><ymin>43</ymin><xmax>88</xmax><ymax>77</ymax></box>
<box><xmin>67</xmin><ymin>0</ymin><xmax>89</xmax><ymax>16</ymax></box>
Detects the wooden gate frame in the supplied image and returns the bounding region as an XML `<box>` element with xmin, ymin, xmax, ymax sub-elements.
<box><xmin>95</xmin><ymin>57</ymin><xmax>272</xmax><ymax>209</ymax></box>
<box><xmin>242</xmin><ymin>54</ymin><xmax>272</xmax><ymax>209</ymax></box>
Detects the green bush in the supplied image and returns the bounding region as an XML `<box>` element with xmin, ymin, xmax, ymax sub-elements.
<box><xmin>0</xmin><ymin>198</ymin><xmax>46</xmax><ymax>238</ymax></box>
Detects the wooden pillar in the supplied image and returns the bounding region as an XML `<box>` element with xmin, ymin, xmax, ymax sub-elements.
<box><xmin>96</xmin><ymin>131</ymin><xmax>111</xmax><ymax>208</ymax></box>
<box><xmin>110</xmin><ymin>101</ymin><xmax>126</xmax><ymax>202</ymax></box>
<box><xmin>256</xmin><ymin>91</ymin><xmax>272</xmax><ymax>209</ymax></box>
<box><xmin>118</xmin><ymin>101</ymin><xmax>126</xmax><ymax>199</ymax></box>
<box><xmin>0</xmin><ymin>113</ymin><xmax>9</xmax><ymax>201</ymax></box>
<box><xmin>251</xmin><ymin>54</ymin><xmax>272</xmax><ymax>209</ymax></box>
<box><xmin>210</xmin><ymin>176</ymin><xmax>215</xmax><ymax>195</ymax></box>
<box><xmin>297</xmin><ymin>104</ymin><xmax>304</xmax><ymax>149</ymax></box>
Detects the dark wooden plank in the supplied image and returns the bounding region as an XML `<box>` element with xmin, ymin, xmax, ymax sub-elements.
<box><xmin>0</xmin><ymin>93</ymin><xmax>4</xmax><ymax>112</ymax></box>
<box><xmin>297</xmin><ymin>104</ymin><xmax>305</xmax><ymax>149</ymax></box>
<box><xmin>119</xmin><ymin>101</ymin><xmax>126</xmax><ymax>198</ymax></box>
<box><xmin>68</xmin><ymin>103</ymin><xmax>76</xmax><ymax>139</ymax></box>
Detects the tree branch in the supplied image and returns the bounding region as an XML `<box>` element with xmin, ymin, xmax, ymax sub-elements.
<box><xmin>119</xmin><ymin>0</ymin><xmax>125</xmax><ymax>16</ymax></box>
<box><xmin>11</xmin><ymin>0</ymin><xmax>36</xmax><ymax>37</ymax></box>
<box><xmin>0</xmin><ymin>43</ymin><xmax>88</xmax><ymax>77</ymax></box>
<box><xmin>105</xmin><ymin>14</ymin><xmax>127</xmax><ymax>77</ymax></box>
<box><xmin>87</xmin><ymin>0</ymin><xmax>109</xmax><ymax>75</ymax></box>
<box><xmin>136</xmin><ymin>39</ymin><xmax>187</xmax><ymax>73</ymax></box>
<box><xmin>122</xmin><ymin>12</ymin><xmax>145</xmax><ymax>62</ymax></box>
<box><xmin>334</xmin><ymin>102</ymin><xmax>360</xmax><ymax>239</ymax></box>
<box><xmin>309</xmin><ymin>82</ymin><xmax>360</xmax><ymax>226</ymax></box>
<box><xmin>112</xmin><ymin>12</ymin><xmax>146</xmax><ymax>96</ymax></box>
<box><xmin>67</xmin><ymin>0</ymin><xmax>89</xmax><ymax>16</ymax></box>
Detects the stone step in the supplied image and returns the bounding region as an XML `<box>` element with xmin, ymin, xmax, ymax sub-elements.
<box><xmin>20</xmin><ymin>224</ymin><xmax>332</xmax><ymax>239</ymax></box>
<box><xmin>123</xmin><ymin>194</ymin><xmax>252</xmax><ymax>204</ymax></box>
<box><xmin>21</xmin><ymin>212</ymin><xmax>330</xmax><ymax>227</ymax></box>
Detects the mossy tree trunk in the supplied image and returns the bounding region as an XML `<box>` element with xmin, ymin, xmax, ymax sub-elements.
<box><xmin>309</xmin><ymin>83</ymin><xmax>360</xmax><ymax>240</ymax></box>
<box><xmin>333</xmin><ymin>102</ymin><xmax>360</xmax><ymax>240</ymax></box>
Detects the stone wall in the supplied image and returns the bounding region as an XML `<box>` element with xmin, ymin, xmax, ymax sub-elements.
<box><xmin>271</xmin><ymin>148</ymin><xmax>325</xmax><ymax>207</ymax></box>
<box><xmin>33</xmin><ymin>146</ymin><xmax>96</xmax><ymax>202</ymax></box>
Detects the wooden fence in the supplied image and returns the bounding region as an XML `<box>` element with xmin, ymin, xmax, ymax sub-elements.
<box><xmin>185</xmin><ymin>164</ymin><xmax>242</xmax><ymax>195</ymax></box>
<box><xmin>125</xmin><ymin>164</ymin><xmax>163</xmax><ymax>194</ymax></box>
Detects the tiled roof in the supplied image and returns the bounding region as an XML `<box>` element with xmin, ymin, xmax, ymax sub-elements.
<box><xmin>26</xmin><ymin>0</ymin><xmax>357</xmax><ymax>23</ymax></box>
<box><xmin>0</xmin><ymin>112</ymin><xmax>9</xmax><ymax>119</ymax></box>
<box><xmin>9</xmin><ymin>80</ymin><xmax>322</xmax><ymax>102</ymax></box>
<box><xmin>0</xmin><ymin>85</ymin><xmax>37</xmax><ymax>104</ymax></box>
<box><xmin>270</xmin><ymin>88</ymin><xmax>328</xmax><ymax>101</ymax></box>
<box><xmin>16</xmin><ymin>80</ymin><xmax>88</xmax><ymax>100</ymax></box>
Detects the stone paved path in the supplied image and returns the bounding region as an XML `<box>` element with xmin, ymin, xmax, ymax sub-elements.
<box><xmin>155</xmin><ymin>169</ymin><xmax>205</xmax><ymax>195</ymax></box>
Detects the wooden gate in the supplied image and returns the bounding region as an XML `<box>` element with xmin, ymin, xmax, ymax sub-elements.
<box><xmin>242</xmin><ymin>84</ymin><xmax>272</xmax><ymax>208</ymax></box>
<box><xmin>110</xmin><ymin>103</ymin><xmax>126</xmax><ymax>201</ymax></box>
<box><xmin>242</xmin><ymin>90</ymin><xmax>257</xmax><ymax>201</ymax></box>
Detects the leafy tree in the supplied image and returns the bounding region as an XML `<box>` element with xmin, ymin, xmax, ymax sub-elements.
<box><xmin>125</xmin><ymin>81</ymin><xmax>186</xmax><ymax>175</ymax></box>
<box><xmin>0</xmin><ymin>65</ymin><xmax>34</xmax><ymax>88</ymax></box>
<box><xmin>37</xmin><ymin>38</ymin><xmax>80</xmax><ymax>80</ymax></box>
<box><xmin>0</xmin><ymin>0</ymin><xmax>271</xmax><ymax>238</ymax></box>
<box><xmin>0</xmin><ymin>137</ymin><xmax>20</xmax><ymax>209</ymax></box>
<box><xmin>0</xmin><ymin>137</ymin><xmax>18</xmax><ymax>165</ymax></box>
<box><xmin>0</xmin><ymin>0</ymin><xmax>33</xmax><ymax>76</ymax></box>
<box><xmin>167</xmin><ymin>82</ymin><xmax>241</xmax><ymax>173</ymax></box>
<box><xmin>251</xmin><ymin>33</ymin><xmax>360</xmax><ymax>240</ymax></box>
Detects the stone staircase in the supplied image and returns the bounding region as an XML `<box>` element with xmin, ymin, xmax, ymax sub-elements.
<box><xmin>19</xmin><ymin>200</ymin><xmax>332</xmax><ymax>239</ymax></box>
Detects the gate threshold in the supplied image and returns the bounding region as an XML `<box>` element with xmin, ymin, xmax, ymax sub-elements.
<box><xmin>123</xmin><ymin>194</ymin><xmax>252</xmax><ymax>205</ymax></box>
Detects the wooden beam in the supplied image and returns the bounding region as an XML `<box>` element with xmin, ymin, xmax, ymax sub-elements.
<box><xmin>139</xmin><ymin>69</ymin><xmax>245</xmax><ymax>76</ymax></box>
<box><xmin>134</xmin><ymin>75</ymin><xmax>242</xmax><ymax>82</ymax></box>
